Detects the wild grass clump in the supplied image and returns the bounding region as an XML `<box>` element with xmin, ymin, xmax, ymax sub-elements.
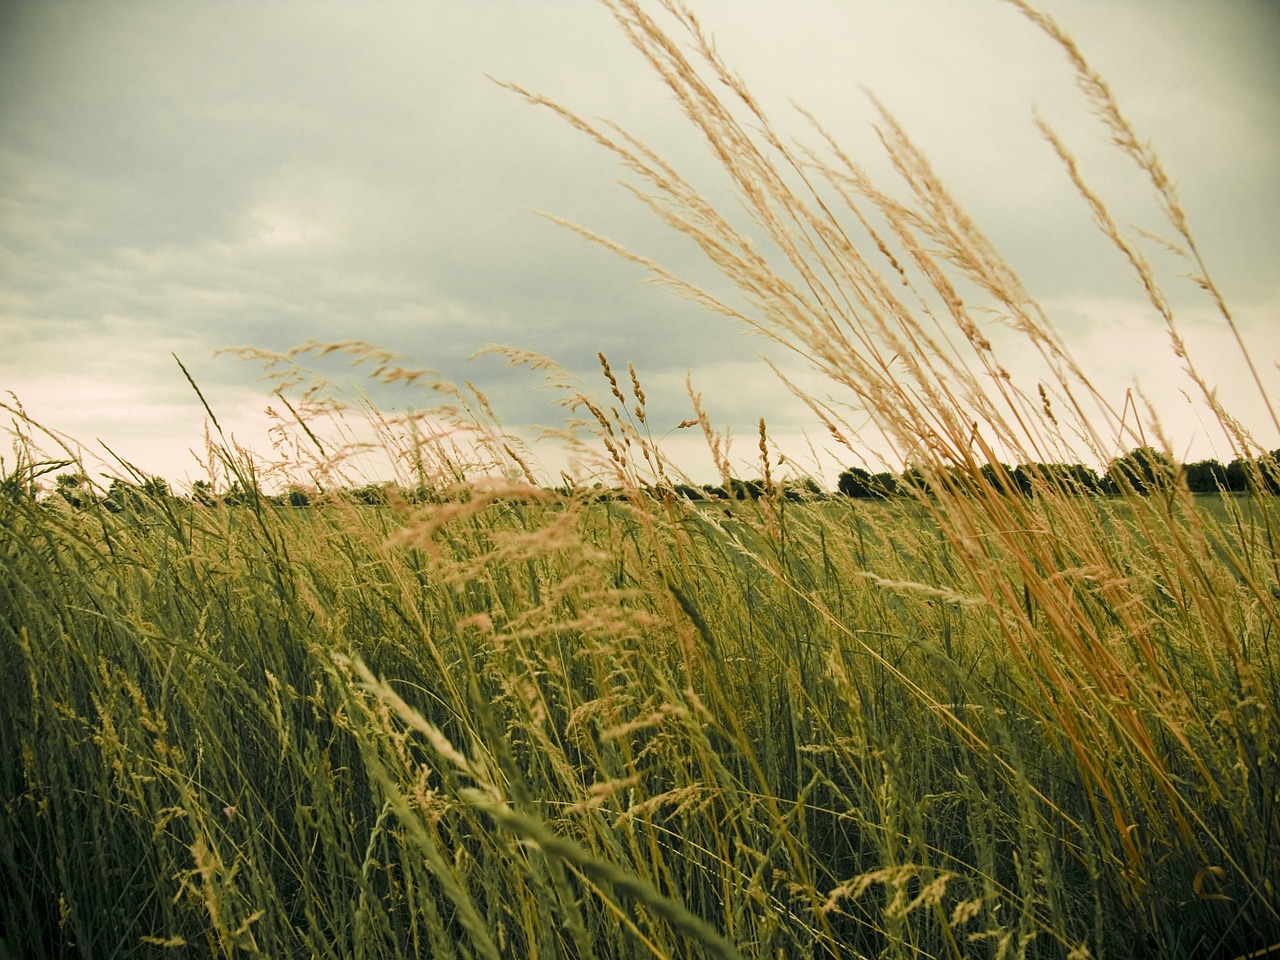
<box><xmin>2</xmin><ymin>1</ymin><xmax>1278</xmax><ymax>957</ymax></box>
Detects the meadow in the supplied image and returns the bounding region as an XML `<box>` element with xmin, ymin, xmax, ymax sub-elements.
<box><xmin>3</xmin><ymin>1</ymin><xmax>1279</xmax><ymax>957</ymax></box>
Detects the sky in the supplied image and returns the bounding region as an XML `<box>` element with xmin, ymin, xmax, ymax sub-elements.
<box><xmin>2</xmin><ymin>0</ymin><xmax>1278</xmax><ymax>491</ymax></box>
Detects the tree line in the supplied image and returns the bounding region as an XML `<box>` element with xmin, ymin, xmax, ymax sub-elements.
<box><xmin>4</xmin><ymin>445</ymin><xmax>1277</xmax><ymax>512</ymax></box>
<box><xmin>837</xmin><ymin>446</ymin><xmax>1280</xmax><ymax>498</ymax></box>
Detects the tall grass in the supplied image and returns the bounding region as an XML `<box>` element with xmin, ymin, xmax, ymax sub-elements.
<box><xmin>3</xmin><ymin>1</ymin><xmax>1278</xmax><ymax>957</ymax></box>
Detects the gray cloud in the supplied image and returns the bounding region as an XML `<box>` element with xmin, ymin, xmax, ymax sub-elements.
<box><xmin>2</xmin><ymin>0</ymin><xmax>1277</xmax><ymax>484</ymax></box>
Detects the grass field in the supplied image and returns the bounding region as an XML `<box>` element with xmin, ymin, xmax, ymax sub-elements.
<box><xmin>3</xmin><ymin>1</ymin><xmax>1279</xmax><ymax>957</ymax></box>
<box><xmin>2</xmin><ymin>472</ymin><xmax>1276</xmax><ymax>958</ymax></box>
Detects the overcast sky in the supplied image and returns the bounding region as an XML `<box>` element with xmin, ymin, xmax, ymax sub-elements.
<box><xmin>2</xmin><ymin>0</ymin><xmax>1278</xmax><ymax>489</ymax></box>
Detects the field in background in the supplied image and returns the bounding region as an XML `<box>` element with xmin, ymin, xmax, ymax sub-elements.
<box><xmin>4</xmin><ymin>0</ymin><xmax>1280</xmax><ymax>956</ymax></box>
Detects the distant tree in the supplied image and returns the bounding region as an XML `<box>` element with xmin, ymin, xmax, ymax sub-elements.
<box><xmin>899</xmin><ymin>464</ymin><xmax>933</xmax><ymax>497</ymax></box>
<box><xmin>872</xmin><ymin>472</ymin><xmax>899</xmax><ymax>497</ymax></box>
<box><xmin>839</xmin><ymin>467</ymin><xmax>901</xmax><ymax>498</ymax></box>
<box><xmin>141</xmin><ymin>476</ymin><xmax>170</xmax><ymax>502</ymax></box>
<box><xmin>101</xmin><ymin>475</ymin><xmax>170</xmax><ymax>511</ymax></box>
<box><xmin>224</xmin><ymin>479</ymin><xmax>262</xmax><ymax>507</ymax></box>
<box><xmin>191</xmin><ymin>480</ymin><xmax>217</xmax><ymax>506</ymax></box>
<box><xmin>55</xmin><ymin>473</ymin><xmax>92</xmax><ymax>508</ymax></box>
<box><xmin>1014</xmin><ymin>462</ymin><xmax>1100</xmax><ymax>497</ymax></box>
<box><xmin>405</xmin><ymin>484</ymin><xmax>440</xmax><ymax>505</ymax></box>
<box><xmin>349</xmin><ymin>483</ymin><xmax>391</xmax><ymax>506</ymax></box>
<box><xmin>837</xmin><ymin>467</ymin><xmax>876</xmax><ymax>498</ymax></box>
<box><xmin>977</xmin><ymin>462</ymin><xmax>1016</xmax><ymax>495</ymax></box>
<box><xmin>103</xmin><ymin>478</ymin><xmax>143</xmax><ymax>513</ymax></box>
<box><xmin>1105</xmin><ymin>447</ymin><xmax>1177</xmax><ymax>495</ymax></box>
<box><xmin>1183</xmin><ymin>459</ymin><xmax>1227</xmax><ymax>494</ymax></box>
<box><xmin>673</xmin><ymin>484</ymin><xmax>705</xmax><ymax>501</ymax></box>
<box><xmin>640</xmin><ymin>484</ymin><xmax>669</xmax><ymax>502</ymax></box>
<box><xmin>284</xmin><ymin>486</ymin><xmax>312</xmax><ymax>507</ymax></box>
<box><xmin>1223</xmin><ymin>458</ymin><xmax>1249</xmax><ymax>493</ymax></box>
<box><xmin>1063</xmin><ymin>463</ymin><xmax>1101</xmax><ymax>495</ymax></box>
<box><xmin>1265</xmin><ymin>451</ymin><xmax>1280</xmax><ymax>494</ymax></box>
<box><xmin>795</xmin><ymin>477</ymin><xmax>825</xmax><ymax>500</ymax></box>
<box><xmin>1222</xmin><ymin>453</ymin><xmax>1280</xmax><ymax>494</ymax></box>
<box><xmin>779</xmin><ymin>481</ymin><xmax>811</xmax><ymax>502</ymax></box>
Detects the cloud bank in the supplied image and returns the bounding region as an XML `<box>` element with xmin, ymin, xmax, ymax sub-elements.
<box><xmin>2</xmin><ymin>0</ymin><xmax>1277</xmax><ymax>487</ymax></box>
